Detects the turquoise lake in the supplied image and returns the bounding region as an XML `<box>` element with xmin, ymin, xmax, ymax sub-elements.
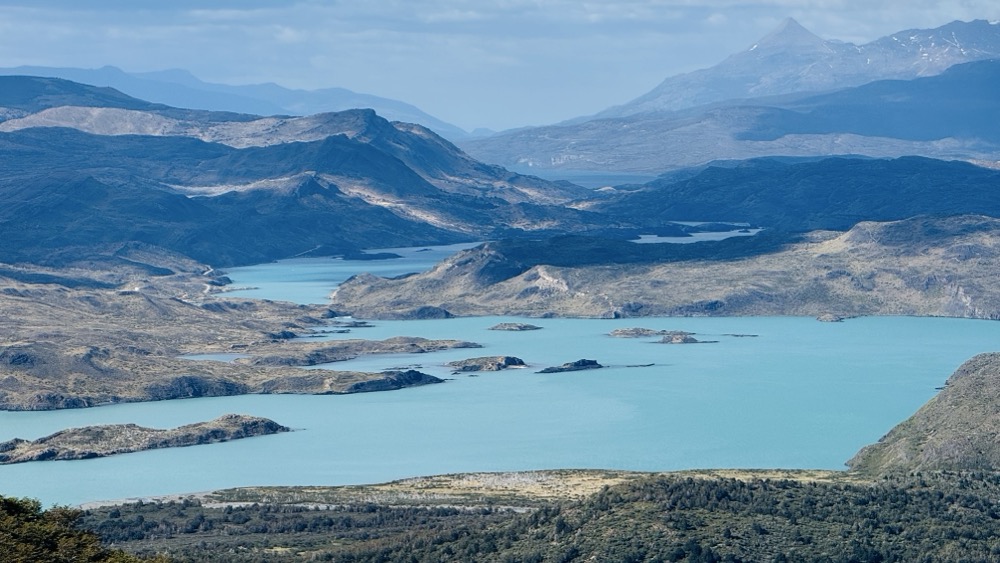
<box><xmin>2</xmin><ymin>247</ymin><xmax>999</xmax><ymax>507</ymax></box>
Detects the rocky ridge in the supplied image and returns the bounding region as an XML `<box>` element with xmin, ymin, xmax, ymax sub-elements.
<box><xmin>447</xmin><ymin>356</ymin><xmax>526</xmax><ymax>372</ymax></box>
<box><xmin>537</xmin><ymin>359</ymin><xmax>603</xmax><ymax>374</ymax></box>
<box><xmin>0</xmin><ymin>65</ymin><xmax>471</xmax><ymax>140</ymax></box>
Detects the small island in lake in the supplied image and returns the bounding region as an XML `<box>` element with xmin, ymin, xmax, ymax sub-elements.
<box><xmin>659</xmin><ymin>334</ymin><xmax>718</xmax><ymax>344</ymax></box>
<box><xmin>538</xmin><ymin>359</ymin><xmax>604</xmax><ymax>373</ymax></box>
<box><xmin>0</xmin><ymin>414</ymin><xmax>290</xmax><ymax>464</ymax></box>
<box><xmin>489</xmin><ymin>323</ymin><xmax>543</xmax><ymax>331</ymax></box>
<box><xmin>448</xmin><ymin>356</ymin><xmax>526</xmax><ymax>372</ymax></box>
<box><xmin>610</xmin><ymin>328</ymin><xmax>695</xmax><ymax>338</ymax></box>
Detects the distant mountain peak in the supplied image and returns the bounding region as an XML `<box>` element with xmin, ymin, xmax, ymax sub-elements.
<box><xmin>751</xmin><ymin>17</ymin><xmax>826</xmax><ymax>51</ymax></box>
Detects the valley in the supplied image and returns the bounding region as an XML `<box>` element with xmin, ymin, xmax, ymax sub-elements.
<box><xmin>3</xmin><ymin>12</ymin><xmax>1000</xmax><ymax>562</ymax></box>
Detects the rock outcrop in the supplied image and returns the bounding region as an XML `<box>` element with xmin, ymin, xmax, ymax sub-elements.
<box><xmin>488</xmin><ymin>323</ymin><xmax>542</xmax><ymax>331</ymax></box>
<box><xmin>0</xmin><ymin>414</ymin><xmax>289</xmax><ymax>464</ymax></box>
<box><xmin>537</xmin><ymin>359</ymin><xmax>603</xmax><ymax>374</ymax></box>
<box><xmin>343</xmin><ymin>370</ymin><xmax>444</xmax><ymax>393</ymax></box>
<box><xmin>245</xmin><ymin>337</ymin><xmax>482</xmax><ymax>367</ymax></box>
<box><xmin>610</xmin><ymin>328</ymin><xmax>692</xmax><ymax>338</ymax></box>
<box><xmin>659</xmin><ymin>334</ymin><xmax>717</xmax><ymax>344</ymax></box>
<box><xmin>447</xmin><ymin>356</ymin><xmax>526</xmax><ymax>372</ymax></box>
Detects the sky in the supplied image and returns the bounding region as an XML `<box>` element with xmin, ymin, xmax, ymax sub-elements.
<box><xmin>0</xmin><ymin>1</ymin><xmax>997</xmax><ymax>131</ymax></box>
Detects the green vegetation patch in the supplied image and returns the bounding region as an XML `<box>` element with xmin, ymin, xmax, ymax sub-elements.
<box><xmin>0</xmin><ymin>495</ymin><xmax>163</xmax><ymax>562</ymax></box>
<box><xmin>78</xmin><ymin>470</ymin><xmax>1000</xmax><ymax>562</ymax></box>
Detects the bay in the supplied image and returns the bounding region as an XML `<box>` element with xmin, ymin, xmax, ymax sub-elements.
<box><xmin>1</xmin><ymin>249</ymin><xmax>998</xmax><ymax>507</ymax></box>
<box><xmin>220</xmin><ymin>242</ymin><xmax>481</xmax><ymax>304</ymax></box>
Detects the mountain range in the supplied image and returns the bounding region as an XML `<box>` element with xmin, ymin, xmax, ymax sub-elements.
<box><xmin>599</xmin><ymin>18</ymin><xmax>1000</xmax><ymax>118</ymax></box>
<box><xmin>4</xmin><ymin>14</ymin><xmax>1000</xmax><ymax>273</ymax></box>
<box><xmin>461</xmin><ymin>19</ymin><xmax>1000</xmax><ymax>174</ymax></box>
<box><xmin>0</xmin><ymin>76</ymin><xmax>598</xmax><ymax>267</ymax></box>
<box><xmin>3</xmin><ymin>70</ymin><xmax>1000</xmax><ymax>271</ymax></box>
<box><xmin>0</xmin><ymin>65</ymin><xmax>471</xmax><ymax>140</ymax></box>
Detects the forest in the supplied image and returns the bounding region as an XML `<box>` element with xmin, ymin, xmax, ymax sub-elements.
<box><xmin>76</xmin><ymin>471</ymin><xmax>1000</xmax><ymax>562</ymax></box>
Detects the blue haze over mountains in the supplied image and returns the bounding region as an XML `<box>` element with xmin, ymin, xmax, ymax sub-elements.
<box><xmin>461</xmin><ymin>18</ymin><xmax>1000</xmax><ymax>173</ymax></box>
<box><xmin>597</xmin><ymin>18</ymin><xmax>1000</xmax><ymax>118</ymax></box>
<box><xmin>4</xmin><ymin>17</ymin><xmax>999</xmax><ymax>149</ymax></box>
<box><xmin>0</xmin><ymin>64</ymin><xmax>473</xmax><ymax>140</ymax></box>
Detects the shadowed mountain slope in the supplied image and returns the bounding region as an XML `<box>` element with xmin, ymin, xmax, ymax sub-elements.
<box><xmin>0</xmin><ymin>78</ymin><xmax>601</xmax><ymax>267</ymax></box>
<box><xmin>0</xmin><ymin>126</ymin><xmax>606</xmax><ymax>267</ymax></box>
<box><xmin>0</xmin><ymin>78</ymin><xmax>590</xmax><ymax>205</ymax></box>
<box><xmin>595</xmin><ymin>156</ymin><xmax>1000</xmax><ymax>232</ymax></box>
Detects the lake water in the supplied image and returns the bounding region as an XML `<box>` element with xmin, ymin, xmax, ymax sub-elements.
<box><xmin>2</xmin><ymin>249</ymin><xmax>998</xmax><ymax>507</ymax></box>
<box><xmin>220</xmin><ymin>242</ymin><xmax>482</xmax><ymax>303</ymax></box>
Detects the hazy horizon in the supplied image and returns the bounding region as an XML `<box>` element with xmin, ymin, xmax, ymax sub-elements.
<box><xmin>1</xmin><ymin>1</ymin><xmax>997</xmax><ymax>131</ymax></box>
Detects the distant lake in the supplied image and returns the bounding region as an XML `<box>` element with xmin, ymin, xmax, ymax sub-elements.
<box><xmin>1</xmin><ymin>249</ymin><xmax>998</xmax><ymax>507</ymax></box>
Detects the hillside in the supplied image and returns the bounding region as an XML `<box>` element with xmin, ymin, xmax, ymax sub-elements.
<box><xmin>595</xmin><ymin>156</ymin><xmax>1000</xmax><ymax>232</ymax></box>
<box><xmin>0</xmin><ymin>78</ymin><xmax>600</xmax><ymax>267</ymax></box>
<box><xmin>848</xmin><ymin>353</ymin><xmax>1000</xmax><ymax>474</ymax></box>
<box><xmin>81</xmin><ymin>470</ymin><xmax>1000</xmax><ymax>562</ymax></box>
<box><xmin>0</xmin><ymin>77</ymin><xmax>588</xmax><ymax>204</ymax></box>
<box><xmin>0</xmin><ymin>495</ymin><xmax>154</xmax><ymax>562</ymax></box>
<box><xmin>330</xmin><ymin>215</ymin><xmax>1000</xmax><ymax>319</ymax></box>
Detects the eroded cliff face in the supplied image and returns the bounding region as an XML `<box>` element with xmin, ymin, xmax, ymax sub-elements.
<box><xmin>0</xmin><ymin>414</ymin><xmax>289</xmax><ymax>464</ymax></box>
